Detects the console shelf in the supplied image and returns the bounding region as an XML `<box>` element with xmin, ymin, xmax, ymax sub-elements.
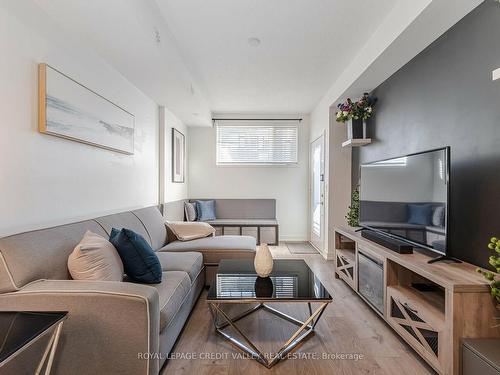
<box><xmin>334</xmin><ymin>227</ymin><xmax>500</xmax><ymax>375</ymax></box>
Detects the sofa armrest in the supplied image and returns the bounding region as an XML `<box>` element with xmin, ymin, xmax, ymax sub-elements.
<box><xmin>0</xmin><ymin>280</ymin><xmax>160</xmax><ymax>375</ymax></box>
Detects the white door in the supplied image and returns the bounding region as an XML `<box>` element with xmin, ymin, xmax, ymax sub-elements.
<box><xmin>310</xmin><ymin>134</ymin><xmax>325</xmax><ymax>251</ymax></box>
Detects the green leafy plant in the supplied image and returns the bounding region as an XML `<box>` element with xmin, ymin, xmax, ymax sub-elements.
<box><xmin>346</xmin><ymin>188</ymin><xmax>360</xmax><ymax>227</ymax></box>
<box><xmin>476</xmin><ymin>236</ymin><xmax>500</xmax><ymax>305</ymax></box>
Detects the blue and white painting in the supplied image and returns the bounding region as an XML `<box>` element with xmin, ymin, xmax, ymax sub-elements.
<box><xmin>41</xmin><ymin>64</ymin><xmax>135</xmax><ymax>154</ymax></box>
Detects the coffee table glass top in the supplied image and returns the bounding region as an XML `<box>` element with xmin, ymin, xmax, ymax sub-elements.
<box><xmin>207</xmin><ymin>259</ymin><xmax>332</xmax><ymax>301</ymax></box>
<box><xmin>0</xmin><ymin>311</ymin><xmax>67</xmax><ymax>364</ymax></box>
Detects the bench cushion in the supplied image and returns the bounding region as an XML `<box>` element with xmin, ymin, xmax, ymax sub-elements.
<box><xmin>156</xmin><ymin>252</ymin><xmax>203</xmax><ymax>283</ymax></box>
<box><xmin>191</xmin><ymin>199</ymin><xmax>276</xmax><ymax>219</ymax></box>
<box><xmin>206</xmin><ymin>219</ymin><xmax>278</xmax><ymax>226</ymax></box>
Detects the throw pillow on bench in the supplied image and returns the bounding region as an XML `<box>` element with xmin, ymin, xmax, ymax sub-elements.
<box><xmin>194</xmin><ymin>200</ymin><xmax>216</xmax><ymax>222</ymax></box>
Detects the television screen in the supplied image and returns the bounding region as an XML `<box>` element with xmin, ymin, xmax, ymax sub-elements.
<box><xmin>359</xmin><ymin>147</ymin><xmax>449</xmax><ymax>255</ymax></box>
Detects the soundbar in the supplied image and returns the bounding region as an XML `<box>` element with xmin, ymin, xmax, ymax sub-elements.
<box><xmin>361</xmin><ymin>230</ymin><xmax>413</xmax><ymax>254</ymax></box>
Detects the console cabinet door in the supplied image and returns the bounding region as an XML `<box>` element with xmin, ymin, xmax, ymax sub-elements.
<box><xmin>386</xmin><ymin>287</ymin><xmax>443</xmax><ymax>374</ymax></box>
<box><xmin>336</xmin><ymin>249</ymin><xmax>356</xmax><ymax>289</ymax></box>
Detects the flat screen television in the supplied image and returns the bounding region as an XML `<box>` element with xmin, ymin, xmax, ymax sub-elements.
<box><xmin>359</xmin><ymin>147</ymin><xmax>450</xmax><ymax>255</ymax></box>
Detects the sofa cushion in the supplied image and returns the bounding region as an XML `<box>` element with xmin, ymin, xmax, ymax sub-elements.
<box><xmin>68</xmin><ymin>231</ymin><xmax>124</xmax><ymax>281</ymax></box>
<box><xmin>159</xmin><ymin>236</ymin><xmax>256</xmax><ymax>265</ymax></box>
<box><xmin>151</xmin><ymin>271</ymin><xmax>191</xmax><ymax>332</ymax></box>
<box><xmin>160</xmin><ymin>235</ymin><xmax>256</xmax><ymax>252</ymax></box>
<box><xmin>110</xmin><ymin>228</ymin><xmax>162</xmax><ymax>284</ymax></box>
<box><xmin>95</xmin><ymin>212</ymin><xmax>152</xmax><ymax>247</ymax></box>
<box><xmin>156</xmin><ymin>252</ymin><xmax>203</xmax><ymax>283</ymax></box>
<box><xmin>0</xmin><ymin>220</ymin><xmax>108</xmax><ymax>293</ymax></box>
<box><xmin>132</xmin><ymin>206</ymin><xmax>167</xmax><ymax>250</ymax></box>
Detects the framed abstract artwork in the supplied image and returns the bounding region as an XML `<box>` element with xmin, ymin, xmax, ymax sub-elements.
<box><xmin>172</xmin><ymin>128</ymin><xmax>185</xmax><ymax>183</ymax></box>
<box><xmin>38</xmin><ymin>63</ymin><xmax>135</xmax><ymax>154</ymax></box>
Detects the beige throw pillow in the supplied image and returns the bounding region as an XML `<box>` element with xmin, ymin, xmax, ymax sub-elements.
<box><xmin>68</xmin><ymin>231</ymin><xmax>124</xmax><ymax>281</ymax></box>
<box><xmin>166</xmin><ymin>221</ymin><xmax>215</xmax><ymax>241</ymax></box>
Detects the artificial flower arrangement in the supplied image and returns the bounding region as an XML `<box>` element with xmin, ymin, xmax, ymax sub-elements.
<box><xmin>335</xmin><ymin>93</ymin><xmax>377</xmax><ymax>123</ymax></box>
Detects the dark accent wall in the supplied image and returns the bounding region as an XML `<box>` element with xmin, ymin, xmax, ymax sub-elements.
<box><xmin>352</xmin><ymin>0</ymin><xmax>500</xmax><ymax>269</ymax></box>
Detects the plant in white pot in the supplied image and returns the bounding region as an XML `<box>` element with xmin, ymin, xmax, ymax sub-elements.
<box><xmin>336</xmin><ymin>93</ymin><xmax>377</xmax><ymax>140</ymax></box>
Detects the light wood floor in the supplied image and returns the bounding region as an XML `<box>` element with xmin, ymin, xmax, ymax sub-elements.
<box><xmin>161</xmin><ymin>245</ymin><xmax>435</xmax><ymax>375</ymax></box>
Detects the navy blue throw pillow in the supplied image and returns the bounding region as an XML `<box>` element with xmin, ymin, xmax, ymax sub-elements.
<box><xmin>109</xmin><ymin>228</ymin><xmax>162</xmax><ymax>284</ymax></box>
<box><xmin>407</xmin><ymin>204</ymin><xmax>432</xmax><ymax>226</ymax></box>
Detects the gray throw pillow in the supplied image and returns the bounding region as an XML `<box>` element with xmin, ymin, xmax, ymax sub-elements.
<box><xmin>184</xmin><ymin>202</ymin><xmax>197</xmax><ymax>222</ymax></box>
<box><xmin>431</xmin><ymin>206</ymin><xmax>445</xmax><ymax>227</ymax></box>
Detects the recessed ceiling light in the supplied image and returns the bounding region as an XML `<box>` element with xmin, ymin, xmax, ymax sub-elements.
<box><xmin>248</xmin><ymin>37</ymin><xmax>261</xmax><ymax>47</ymax></box>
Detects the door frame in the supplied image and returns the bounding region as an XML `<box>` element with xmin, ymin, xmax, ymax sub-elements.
<box><xmin>309</xmin><ymin>132</ymin><xmax>325</xmax><ymax>252</ymax></box>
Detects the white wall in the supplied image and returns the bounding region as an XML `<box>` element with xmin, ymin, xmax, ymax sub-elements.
<box><xmin>187</xmin><ymin>116</ymin><xmax>310</xmax><ymax>241</ymax></box>
<box><xmin>160</xmin><ymin>106</ymin><xmax>189</xmax><ymax>202</ymax></box>
<box><xmin>0</xmin><ymin>3</ymin><xmax>159</xmax><ymax>236</ymax></box>
<box><xmin>308</xmin><ymin>0</ymin><xmax>481</xmax><ymax>259</ymax></box>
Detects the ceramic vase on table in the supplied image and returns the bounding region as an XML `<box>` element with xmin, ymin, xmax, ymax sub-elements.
<box><xmin>254</xmin><ymin>244</ymin><xmax>273</xmax><ymax>277</ymax></box>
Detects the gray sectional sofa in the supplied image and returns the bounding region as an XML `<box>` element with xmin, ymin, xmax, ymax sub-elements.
<box><xmin>0</xmin><ymin>205</ymin><xmax>256</xmax><ymax>375</ymax></box>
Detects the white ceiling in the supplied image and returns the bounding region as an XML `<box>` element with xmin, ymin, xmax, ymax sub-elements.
<box><xmin>156</xmin><ymin>0</ymin><xmax>397</xmax><ymax>115</ymax></box>
<box><xmin>8</xmin><ymin>0</ymin><xmax>478</xmax><ymax>126</ymax></box>
<box><xmin>26</xmin><ymin>0</ymin><xmax>213</xmax><ymax>126</ymax></box>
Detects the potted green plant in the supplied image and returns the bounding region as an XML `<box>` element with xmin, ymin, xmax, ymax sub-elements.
<box><xmin>345</xmin><ymin>187</ymin><xmax>360</xmax><ymax>228</ymax></box>
<box><xmin>335</xmin><ymin>93</ymin><xmax>377</xmax><ymax>140</ymax></box>
<box><xmin>476</xmin><ymin>236</ymin><xmax>500</xmax><ymax>326</ymax></box>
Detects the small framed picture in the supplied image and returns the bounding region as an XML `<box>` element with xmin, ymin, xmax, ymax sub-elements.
<box><xmin>172</xmin><ymin>128</ymin><xmax>185</xmax><ymax>183</ymax></box>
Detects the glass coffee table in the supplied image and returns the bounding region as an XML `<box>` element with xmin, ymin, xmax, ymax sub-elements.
<box><xmin>0</xmin><ymin>311</ymin><xmax>67</xmax><ymax>374</ymax></box>
<box><xmin>207</xmin><ymin>259</ymin><xmax>332</xmax><ymax>368</ymax></box>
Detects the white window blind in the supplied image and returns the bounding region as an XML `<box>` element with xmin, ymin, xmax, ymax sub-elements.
<box><xmin>215</xmin><ymin>275</ymin><xmax>298</xmax><ymax>298</ymax></box>
<box><xmin>215</xmin><ymin>120</ymin><xmax>299</xmax><ymax>165</ymax></box>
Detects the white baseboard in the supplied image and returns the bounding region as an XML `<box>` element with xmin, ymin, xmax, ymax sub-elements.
<box><xmin>279</xmin><ymin>236</ymin><xmax>308</xmax><ymax>242</ymax></box>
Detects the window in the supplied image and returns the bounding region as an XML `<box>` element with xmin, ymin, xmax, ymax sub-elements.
<box><xmin>215</xmin><ymin>120</ymin><xmax>299</xmax><ymax>165</ymax></box>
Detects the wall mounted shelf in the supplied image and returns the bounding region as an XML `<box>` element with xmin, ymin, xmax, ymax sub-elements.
<box><xmin>341</xmin><ymin>138</ymin><xmax>372</xmax><ymax>148</ymax></box>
